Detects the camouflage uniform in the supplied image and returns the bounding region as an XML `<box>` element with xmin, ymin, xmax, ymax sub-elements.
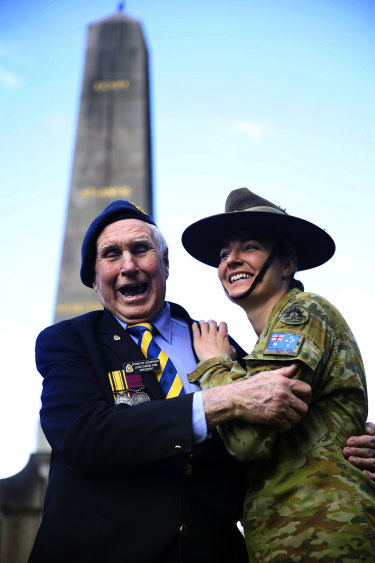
<box><xmin>189</xmin><ymin>288</ymin><xmax>375</xmax><ymax>561</ymax></box>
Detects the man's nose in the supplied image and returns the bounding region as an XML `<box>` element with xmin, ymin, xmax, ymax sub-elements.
<box><xmin>119</xmin><ymin>252</ymin><xmax>138</xmax><ymax>274</ymax></box>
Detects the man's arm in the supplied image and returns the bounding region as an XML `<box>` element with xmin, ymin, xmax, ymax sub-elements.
<box><xmin>343</xmin><ymin>422</ymin><xmax>375</xmax><ymax>480</ymax></box>
<box><xmin>191</xmin><ymin>321</ymin><xmax>310</xmax><ymax>432</ymax></box>
<box><xmin>202</xmin><ymin>363</ymin><xmax>311</xmax><ymax>432</ymax></box>
<box><xmin>193</xmin><ymin>320</ymin><xmax>375</xmax><ymax>476</ymax></box>
<box><xmin>37</xmin><ymin>319</ymin><xmax>308</xmax><ymax>473</ymax></box>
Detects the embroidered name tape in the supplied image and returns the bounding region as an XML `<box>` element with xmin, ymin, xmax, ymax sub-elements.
<box><xmin>124</xmin><ymin>359</ymin><xmax>161</xmax><ymax>373</ymax></box>
<box><xmin>264</xmin><ymin>332</ymin><xmax>304</xmax><ymax>356</ymax></box>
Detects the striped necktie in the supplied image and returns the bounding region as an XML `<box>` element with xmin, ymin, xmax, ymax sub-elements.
<box><xmin>127</xmin><ymin>323</ymin><xmax>185</xmax><ymax>399</ymax></box>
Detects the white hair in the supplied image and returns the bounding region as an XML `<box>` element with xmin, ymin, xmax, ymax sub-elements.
<box><xmin>149</xmin><ymin>223</ymin><xmax>168</xmax><ymax>258</ymax></box>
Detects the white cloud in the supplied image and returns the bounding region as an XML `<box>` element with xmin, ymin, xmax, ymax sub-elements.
<box><xmin>0</xmin><ymin>43</ymin><xmax>27</xmax><ymax>90</ymax></box>
<box><xmin>231</xmin><ymin>119</ymin><xmax>276</xmax><ymax>141</ymax></box>
<box><xmin>0</xmin><ymin>66</ymin><xmax>24</xmax><ymax>89</ymax></box>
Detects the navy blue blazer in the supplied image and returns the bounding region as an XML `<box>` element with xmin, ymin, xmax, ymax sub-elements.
<box><xmin>29</xmin><ymin>303</ymin><xmax>248</xmax><ymax>563</ymax></box>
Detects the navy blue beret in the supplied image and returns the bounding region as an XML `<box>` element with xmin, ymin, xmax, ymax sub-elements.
<box><xmin>80</xmin><ymin>200</ymin><xmax>156</xmax><ymax>287</ymax></box>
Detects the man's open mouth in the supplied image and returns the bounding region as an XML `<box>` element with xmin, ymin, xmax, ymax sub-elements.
<box><xmin>118</xmin><ymin>283</ymin><xmax>148</xmax><ymax>297</ymax></box>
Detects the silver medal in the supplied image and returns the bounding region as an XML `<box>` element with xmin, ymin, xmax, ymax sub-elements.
<box><xmin>132</xmin><ymin>391</ymin><xmax>150</xmax><ymax>404</ymax></box>
<box><xmin>115</xmin><ymin>393</ymin><xmax>133</xmax><ymax>406</ymax></box>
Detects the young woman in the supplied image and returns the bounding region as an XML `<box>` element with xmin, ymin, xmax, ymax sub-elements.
<box><xmin>182</xmin><ymin>188</ymin><xmax>375</xmax><ymax>561</ymax></box>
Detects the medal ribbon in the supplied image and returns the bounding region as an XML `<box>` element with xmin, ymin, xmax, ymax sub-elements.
<box><xmin>108</xmin><ymin>370</ymin><xmax>144</xmax><ymax>399</ymax></box>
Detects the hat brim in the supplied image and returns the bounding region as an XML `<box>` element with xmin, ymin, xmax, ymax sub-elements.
<box><xmin>182</xmin><ymin>210</ymin><xmax>335</xmax><ymax>270</ymax></box>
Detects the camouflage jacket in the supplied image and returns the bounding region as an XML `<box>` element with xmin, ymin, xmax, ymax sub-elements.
<box><xmin>189</xmin><ymin>288</ymin><xmax>375</xmax><ymax>561</ymax></box>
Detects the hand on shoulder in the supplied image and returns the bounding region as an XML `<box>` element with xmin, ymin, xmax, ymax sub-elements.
<box><xmin>192</xmin><ymin>320</ymin><xmax>236</xmax><ymax>362</ymax></box>
<box><xmin>343</xmin><ymin>422</ymin><xmax>375</xmax><ymax>481</ymax></box>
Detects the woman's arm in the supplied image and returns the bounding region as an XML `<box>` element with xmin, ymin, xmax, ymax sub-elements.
<box><xmin>190</xmin><ymin>318</ymin><xmax>373</xmax><ymax>472</ymax></box>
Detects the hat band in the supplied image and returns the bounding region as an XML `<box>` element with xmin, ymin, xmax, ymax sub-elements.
<box><xmin>240</xmin><ymin>205</ymin><xmax>286</xmax><ymax>215</ymax></box>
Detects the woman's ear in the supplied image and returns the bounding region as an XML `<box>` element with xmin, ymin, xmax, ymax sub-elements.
<box><xmin>282</xmin><ymin>254</ymin><xmax>297</xmax><ymax>279</ymax></box>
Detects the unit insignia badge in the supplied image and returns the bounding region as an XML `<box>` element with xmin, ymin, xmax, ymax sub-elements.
<box><xmin>280</xmin><ymin>305</ymin><xmax>310</xmax><ymax>325</ymax></box>
<box><xmin>129</xmin><ymin>201</ymin><xmax>148</xmax><ymax>216</ymax></box>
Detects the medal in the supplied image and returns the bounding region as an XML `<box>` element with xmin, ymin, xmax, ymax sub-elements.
<box><xmin>132</xmin><ymin>391</ymin><xmax>150</xmax><ymax>404</ymax></box>
<box><xmin>109</xmin><ymin>367</ymin><xmax>151</xmax><ymax>405</ymax></box>
<box><xmin>115</xmin><ymin>388</ymin><xmax>150</xmax><ymax>406</ymax></box>
<box><xmin>115</xmin><ymin>393</ymin><xmax>133</xmax><ymax>406</ymax></box>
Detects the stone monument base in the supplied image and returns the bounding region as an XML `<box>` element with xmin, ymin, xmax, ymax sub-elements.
<box><xmin>0</xmin><ymin>452</ymin><xmax>50</xmax><ymax>563</ymax></box>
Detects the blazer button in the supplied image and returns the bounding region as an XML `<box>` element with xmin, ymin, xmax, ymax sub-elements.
<box><xmin>174</xmin><ymin>444</ymin><xmax>182</xmax><ymax>452</ymax></box>
<box><xmin>184</xmin><ymin>464</ymin><xmax>193</xmax><ymax>475</ymax></box>
<box><xmin>179</xmin><ymin>524</ymin><xmax>188</xmax><ymax>536</ymax></box>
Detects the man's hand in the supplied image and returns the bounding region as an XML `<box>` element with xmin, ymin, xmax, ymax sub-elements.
<box><xmin>343</xmin><ymin>422</ymin><xmax>375</xmax><ymax>480</ymax></box>
<box><xmin>202</xmin><ymin>364</ymin><xmax>311</xmax><ymax>431</ymax></box>
<box><xmin>192</xmin><ymin>320</ymin><xmax>236</xmax><ymax>361</ymax></box>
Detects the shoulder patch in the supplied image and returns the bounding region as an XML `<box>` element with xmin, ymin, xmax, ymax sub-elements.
<box><xmin>264</xmin><ymin>332</ymin><xmax>304</xmax><ymax>356</ymax></box>
<box><xmin>280</xmin><ymin>305</ymin><xmax>310</xmax><ymax>325</ymax></box>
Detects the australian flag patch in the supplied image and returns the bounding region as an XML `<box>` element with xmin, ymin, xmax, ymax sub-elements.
<box><xmin>264</xmin><ymin>332</ymin><xmax>303</xmax><ymax>356</ymax></box>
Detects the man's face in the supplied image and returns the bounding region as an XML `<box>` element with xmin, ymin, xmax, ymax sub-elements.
<box><xmin>93</xmin><ymin>219</ymin><xmax>169</xmax><ymax>323</ymax></box>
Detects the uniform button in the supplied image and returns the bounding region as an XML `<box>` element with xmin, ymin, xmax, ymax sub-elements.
<box><xmin>184</xmin><ymin>464</ymin><xmax>193</xmax><ymax>475</ymax></box>
<box><xmin>179</xmin><ymin>524</ymin><xmax>188</xmax><ymax>536</ymax></box>
<box><xmin>174</xmin><ymin>444</ymin><xmax>182</xmax><ymax>452</ymax></box>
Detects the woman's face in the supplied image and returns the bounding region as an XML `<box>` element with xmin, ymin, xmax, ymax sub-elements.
<box><xmin>217</xmin><ymin>234</ymin><xmax>295</xmax><ymax>305</ymax></box>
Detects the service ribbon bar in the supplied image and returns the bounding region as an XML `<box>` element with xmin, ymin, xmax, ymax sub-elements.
<box><xmin>107</xmin><ymin>370</ymin><xmax>145</xmax><ymax>399</ymax></box>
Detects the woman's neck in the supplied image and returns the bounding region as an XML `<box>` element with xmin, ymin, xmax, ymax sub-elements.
<box><xmin>244</xmin><ymin>286</ymin><xmax>289</xmax><ymax>336</ymax></box>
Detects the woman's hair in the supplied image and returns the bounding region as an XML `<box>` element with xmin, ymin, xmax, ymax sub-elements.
<box><xmin>276</xmin><ymin>238</ymin><xmax>304</xmax><ymax>291</ymax></box>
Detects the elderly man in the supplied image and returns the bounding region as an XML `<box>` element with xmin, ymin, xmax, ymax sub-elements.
<box><xmin>29</xmin><ymin>201</ymin><xmax>374</xmax><ymax>563</ymax></box>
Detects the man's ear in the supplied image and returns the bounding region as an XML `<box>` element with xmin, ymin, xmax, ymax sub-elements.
<box><xmin>163</xmin><ymin>248</ymin><xmax>169</xmax><ymax>279</ymax></box>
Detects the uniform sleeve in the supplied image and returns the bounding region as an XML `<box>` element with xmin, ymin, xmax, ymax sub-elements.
<box><xmin>36</xmin><ymin>322</ymin><xmax>197</xmax><ymax>474</ymax></box>
<box><xmin>219</xmin><ymin>359</ymin><xmax>321</xmax><ymax>460</ymax></box>
<box><xmin>188</xmin><ymin>354</ymin><xmax>248</xmax><ymax>386</ymax></box>
<box><xmin>188</xmin><ymin>298</ymin><xmax>334</xmax><ymax>461</ymax></box>
<box><xmin>190</xmin><ymin>355</ymin><xmax>320</xmax><ymax>461</ymax></box>
<box><xmin>189</xmin><ymin>355</ymin><xmax>280</xmax><ymax>460</ymax></box>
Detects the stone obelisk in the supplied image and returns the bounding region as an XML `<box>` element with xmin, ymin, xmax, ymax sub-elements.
<box><xmin>54</xmin><ymin>6</ymin><xmax>152</xmax><ymax>323</ymax></box>
<box><xmin>0</xmin><ymin>9</ymin><xmax>153</xmax><ymax>562</ymax></box>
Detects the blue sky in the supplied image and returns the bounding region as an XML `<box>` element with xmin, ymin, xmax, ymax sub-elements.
<box><xmin>1</xmin><ymin>0</ymin><xmax>374</xmax><ymax>478</ymax></box>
